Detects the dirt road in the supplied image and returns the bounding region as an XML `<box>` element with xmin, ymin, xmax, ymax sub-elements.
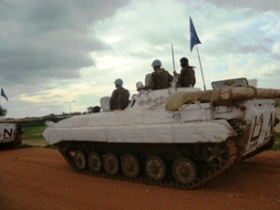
<box><xmin>0</xmin><ymin>148</ymin><xmax>279</xmax><ymax>210</ymax></box>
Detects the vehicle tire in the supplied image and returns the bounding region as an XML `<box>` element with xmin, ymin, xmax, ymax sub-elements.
<box><xmin>145</xmin><ymin>156</ymin><xmax>166</xmax><ymax>182</ymax></box>
<box><xmin>121</xmin><ymin>154</ymin><xmax>140</xmax><ymax>178</ymax></box>
<box><xmin>88</xmin><ymin>152</ymin><xmax>102</xmax><ymax>173</ymax></box>
<box><xmin>172</xmin><ymin>157</ymin><xmax>198</xmax><ymax>185</ymax></box>
<box><xmin>103</xmin><ymin>153</ymin><xmax>120</xmax><ymax>175</ymax></box>
<box><xmin>74</xmin><ymin>150</ymin><xmax>87</xmax><ymax>171</ymax></box>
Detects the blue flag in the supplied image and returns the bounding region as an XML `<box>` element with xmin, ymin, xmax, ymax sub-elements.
<box><xmin>1</xmin><ymin>87</ymin><xmax>8</xmax><ymax>101</ymax></box>
<box><xmin>190</xmin><ymin>17</ymin><xmax>201</xmax><ymax>52</ymax></box>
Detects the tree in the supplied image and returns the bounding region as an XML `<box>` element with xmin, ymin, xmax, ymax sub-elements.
<box><xmin>0</xmin><ymin>106</ymin><xmax>7</xmax><ymax>116</ymax></box>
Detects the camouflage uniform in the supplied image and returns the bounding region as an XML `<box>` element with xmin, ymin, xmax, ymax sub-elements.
<box><xmin>177</xmin><ymin>66</ymin><xmax>196</xmax><ymax>87</ymax></box>
<box><xmin>150</xmin><ymin>68</ymin><xmax>173</xmax><ymax>90</ymax></box>
<box><xmin>110</xmin><ymin>86</ymin><xmax>130</xmax><ymax>111</ymax></box>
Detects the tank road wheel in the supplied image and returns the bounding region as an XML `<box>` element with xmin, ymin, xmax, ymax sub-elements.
<box><xmin>203</xmin><ymin>143</ymin><xmax>228</xmax><ymax>167</ymax></box>
<box><xmin>74</xmin><ymin>150</ymin><xmax>87</xmax><ymax>171</ymax></box>
<box><xmin>121</xmin><ymin>154</ymin><xmax>140</xmax><ymax>178</ymax></box>
<box><xmin>172</xmin><ymin>157</ymin><xmax>198</xmax><ymax>185</ymax></box>
<box><xmin>103</xmin><ymin>153</ymin><xmax>120</xmax><ymax>175</ymax></box>
<box><xmin>88</xmin><ymin>152</ymin><xmax>102</xmax><ymax>173</ymax></box>
<box><xmin>145</xmin><ymin>156</ymin><xmax>166</xmax><ymax>182</ymax></box>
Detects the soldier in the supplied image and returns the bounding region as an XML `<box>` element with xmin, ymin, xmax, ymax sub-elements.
<box><xmin>174</xmin><ymin>57</ymin><xmax>196</xmax><ymax>87</ymax></box>
<box><xmin>110</xmin><ymin>78</ymin><xmax>130</xmax><ymax>111</ymax></box>
<box><xmin>146</xmin><ymin>59</ymin><xmax>173</xmax><ymax>90</ymax></box>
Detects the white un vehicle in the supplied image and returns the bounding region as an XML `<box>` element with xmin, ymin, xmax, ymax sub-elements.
<box><xmin>43</xmin><ymin>77</ymin><xmax>280</xmax><ymax>189</ymax></box>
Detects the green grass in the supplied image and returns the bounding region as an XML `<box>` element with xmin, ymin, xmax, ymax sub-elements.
<box><xmin>273</xmin><ymin>133</ymin><xmax>280</xmax><ymax>150</ymax></box>
<box><xmin>22</xmin><ymin>125</ymin><xmax>46</xmax><ymax>140</ymax></box>
<box><xmin>43</xmin><ymin>144</ymin><xmax>57</xmax><ymax>149</ymax></box>
<box><xmin>21</xmin><ymin>125</ymin><xmax>57</xmax><ymax>149</ymax></box>
<box><xmin>19</xmin><ymin>144</ymin><xmax>34</xmax><ymax>149</ymax></box>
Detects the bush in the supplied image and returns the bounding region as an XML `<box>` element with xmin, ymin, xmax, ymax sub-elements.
<box><xmin>0</xmin><ymin>106</ymin><xmax>7</xmax><ymax>116</ymax></box>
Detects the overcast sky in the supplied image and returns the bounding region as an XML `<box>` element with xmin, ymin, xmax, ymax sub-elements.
<box><xmin>1</xmin><ymin>0</ymin><xmax>280</xmax><ymax>119</ymax></box>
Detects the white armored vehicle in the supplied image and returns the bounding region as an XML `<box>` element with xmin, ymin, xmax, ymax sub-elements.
<box><xmin>0</xmin><ymin>120</ymin><xmax>23</xmax><ymax>149</ymax></box>
<box><xmin>43</xmin><ymin>78</ymin><xmax>280</xmax><ymax>189</ymax></box>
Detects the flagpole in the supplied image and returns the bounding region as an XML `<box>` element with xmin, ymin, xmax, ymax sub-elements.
<box><xmin>190</xmin><ymin>17</ymin><xmax>206</xmax><ymax>91</ymax></box>
<box><xmin>171</xmin><ymin>44</ymin><xmax>176</xmax><ymax>72</ymax></box>
<box><xmin>171</xmin><ymin>44</ymin><xmax>178</xmax><ymax>91</ymax></box>
<box><xmin>195</xmin><ymin>45</ymin><xmax>206</xmax><ymax>91</ymax></box>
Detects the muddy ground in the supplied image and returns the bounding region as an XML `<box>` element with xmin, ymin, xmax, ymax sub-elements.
<box><xmin>0</xmin><ymin>147</ymin><xmax>279</xmax><ymax>210</ymax></box>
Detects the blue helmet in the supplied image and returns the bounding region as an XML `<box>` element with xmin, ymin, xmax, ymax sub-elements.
<box><xmin>151</xmin><ymin>59</ymin><xmax>162</xmax><ymax>67</ymax></box>
<box><xmin>114</xmin><ymin>78</ymin><xmax>123</xmax><ymax>86</ymax></box>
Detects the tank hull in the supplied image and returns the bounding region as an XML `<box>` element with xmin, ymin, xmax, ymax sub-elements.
<box><xmin>43</xmin><ymin>111</ymin><xmax>236</xmax><ymax>145</ymax></box>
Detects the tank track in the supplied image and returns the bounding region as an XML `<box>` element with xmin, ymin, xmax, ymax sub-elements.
<box><xmin>56</xmin><ymin>138</ymin><xmax>238</xmax><ymax>190</ymax></box>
